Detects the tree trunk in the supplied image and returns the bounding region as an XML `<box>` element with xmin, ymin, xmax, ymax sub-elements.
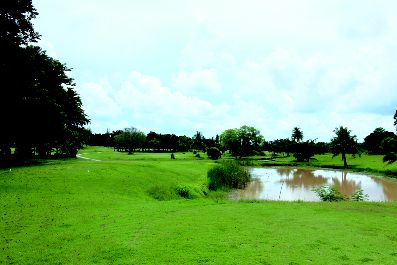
<box><xmin>342</xmin><ymin>152</ymin><xmax>348</xmax><ymax>168</ymax></box>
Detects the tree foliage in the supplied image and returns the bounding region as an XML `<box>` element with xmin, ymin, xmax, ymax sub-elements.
<box><xmin>363</xmin><ymin>127</ymin><xmax>395</xmax><ymax>155</ymax></box>
<box><xmin>292</xmin><ymin>140</ymin><xmax>317</xmax><ymax>162</ymax></box>
<box><xmin>291</xmin><ymin>127</ymin><xmax>303</xmax><ymax>143</ymax></box>
<box><xmin>220</xmin><ymin>126</ymin><xmax>264</xmax><ymax>158</ymax></box>
<box><xmin>114</xmin><ymin>128</ymin><xmax>146</xmax><ymax>154</ymax></box>
<box><xmin>381</xmin><ymin>110</ymin><xmax>397</xmax><ymax>164</ymax></box>
<box><xmin>0</xmin><ymin>1</ymin><xmax>89</xmax><ymax>162</ymax></box>
<box><xmin>0</xmin><ymin>0</ymin><xmax>39</xmax><ymax>46</ymax></box>
<box><xmin>207</xmin><ymin>147</ymin><xmax>221</xmax><ymax>160</ymax></box>
<box><xmin>330</xmin><ymin>126</ymin><xmax>359</xmax><ymax>168</ymax></box>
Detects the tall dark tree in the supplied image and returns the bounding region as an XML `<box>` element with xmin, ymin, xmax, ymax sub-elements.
<box><xmin>0</xmin><ymin>0</ymin><xmax>39</xmax><ymax>46</ymax></box>
<box><xmin>363</xmin><ymin>127</ymin><xmax>395</xmax><ymax>155</ymax></box>
<box><xmin>383</xmin><ymin>110</ymin><xmax>397</xmax><ymax>164</ymax></box>
<box><xmin>0</xmin><ymin>1</ymin><xmax>89</xmax><ymax>161</ymax></box>
<box><xmin>192</xmin><ymin>131</ymin><xmax>205</xmax><ymax>151</ymax></box>
<box><xmin>330</xmin><ymin>126</ymin><xmax>359</xmax><ymax>168</ymax></box>
<box><xmin>291</xmin><ymin>127</ymin><xmax>303</xmax><ymax>143</ymax></box>
<box><xmin>1</xmin><ymin>1</ymin><xmax>40</xmax><ymax>159</ymax></box>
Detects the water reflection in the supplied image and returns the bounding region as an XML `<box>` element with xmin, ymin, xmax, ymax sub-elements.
<box><xmin>229</xmin><ymin>167</ymin><xmax>397</xmax><ymax>201</ymax></box>
<box><xmin>371</xmin><ymin>177</ymin><xmax>397</xmax><ymax>201</ymax></box>
<box><xmin>331</xmin><ymin>171</ymin><xmax>362</xmax><ymax>197</ymax></box>
<box><xmin>279</xmin><ymin>168</ymin><xmax>328</xmax><ymax>190</ymax></box>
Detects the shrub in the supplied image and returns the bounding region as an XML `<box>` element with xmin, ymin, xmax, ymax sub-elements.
<box><xmin>195</xmin><ymin>153</ymin><xmax>201</xmax><ymax>158</ymax></box>
<box><xmin>175</xmin><ymin>184</ymin><xmax>205</xmax><ymax>199</ymax></box>
<box><xmin>207</xmin><ymin>147</ymin><xmax>221</xmax><ymax>160</ymax></box>
<box><xmin>207</xmin><ymin>161</ymin><xmax>251</xmax><ymax>190</ymax></box>
<box><xmin>147</xmin><ymin>185</ymin><xmax>177</xmax><ymax>201</ymax></box>
<box><xmin>350</xmin><ymin>189</ymin><xmax>369</xmax><ymax>201</ymax></box>
<box><xmin>314</xmin><ymin>185</ymin><xmax>369</xmax><ymax>202</ymax></box>
<box><xmin>313</xmin><ymin>185</ymin><xmax>346</xmax><ymax>201</ymax></box>
<box><xmin>148</xmin><ymin>184</ymin><xmax>207</xmax><ymax>200</ymax></box>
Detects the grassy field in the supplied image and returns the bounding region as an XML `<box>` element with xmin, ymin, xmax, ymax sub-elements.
<box><xmin>1</xmin><ymin>146</ymin><xmax>397</xmax><ymax>264</ymax></box>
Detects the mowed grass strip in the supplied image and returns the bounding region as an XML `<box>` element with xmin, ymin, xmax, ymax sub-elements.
<box><xmin>261</xmin><ymin>152</ymin><xmax>397</xmax><ymax>177</ymax></box>
<box><xmin>1</xmin><ymin>146</ymin><xmax>397</xmax><ymax>264</ymax></box>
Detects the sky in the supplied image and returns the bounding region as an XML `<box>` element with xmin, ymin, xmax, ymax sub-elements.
<box><xmin>33</xmin><ymin>0</ymin><xmax>397</xmax><ymax>141</ymax></box>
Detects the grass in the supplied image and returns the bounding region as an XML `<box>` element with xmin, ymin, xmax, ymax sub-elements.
<box><xmin>259</xmin><ymin>152</ymin><xmax>397</xmax><ymax>177</ymax></box>
<box><xmin>1</xmin><ymin>146</ymin><xmax>397</xmax><ymax>264</ymax></box>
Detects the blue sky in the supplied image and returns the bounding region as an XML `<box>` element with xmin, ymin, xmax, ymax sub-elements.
<box><xmin>33</xmin><ymin>0</ymin><xmax>397</xmax><ymax>141</ymax></box>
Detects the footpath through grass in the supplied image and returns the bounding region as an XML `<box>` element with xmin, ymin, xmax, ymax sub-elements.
<box><xmin>1</xmin><ymin>146</ymin><xmax>397</xmax><ymax>264</ymax></box>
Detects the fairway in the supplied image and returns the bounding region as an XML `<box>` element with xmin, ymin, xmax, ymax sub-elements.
<box><xmin>1</xmin><ymin>147</ymin><xmax>397</xmax><ymax>264</ymax></box>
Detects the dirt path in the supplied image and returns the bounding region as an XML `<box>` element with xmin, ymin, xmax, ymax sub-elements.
<box><xmin>76</xmin><ymin>154</ymin><xmax>101</xmax><ymax>162</ymax></box>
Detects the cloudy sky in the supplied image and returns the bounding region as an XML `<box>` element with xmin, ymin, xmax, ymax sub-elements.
<box><xmin>33</xmin><ymin>0</ymin><xmax>397</xmax><ymax>141</ymax></box>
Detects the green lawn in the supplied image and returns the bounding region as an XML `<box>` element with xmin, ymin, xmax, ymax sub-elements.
<box><xmin>1</xmin><ymin>146</ymin><xmax>397</xmax><ymax>264</ymax></box>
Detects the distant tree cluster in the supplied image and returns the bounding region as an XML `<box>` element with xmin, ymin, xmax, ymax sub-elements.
<box><xmin>90</xmin><ymin>129</ymin><xmax>220</xmax><ymax>155</ymax></box>
<box><xmin>0</xmin><ymin>0</ymin><xmax>89</xmax><ymax>164</ymax></box>
<box><xmin>88</xmin><ymin>108</ymin><xmax>397</xmax><ymax>167</ymax></box>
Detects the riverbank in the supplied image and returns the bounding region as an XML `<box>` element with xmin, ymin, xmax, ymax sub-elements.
<box><xmin>251</xmin><ymin>153</ymin><xmax>397</xmax><ymax>178</ymax></box>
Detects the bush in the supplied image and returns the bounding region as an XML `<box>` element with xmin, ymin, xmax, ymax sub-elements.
<box><xmin>175</xmin><ymin>184</ymin><xmax>206</xmax><ymax>199</ymax></box>
<box><xmin>207</xmin><ymin>161</ymin><xmax>251</xmax><ymax>190</ymax></box>
<box><xmin>313</xmin><ymin>185</ymin><xmax>369</xmax><ymax>202</ymax></box>
<box><xmin>350</xmin><ymin>189</ymin><xmax>369</xmax><ymax>201</ymax></box>
<box><xmin>207</xmin><ymin>147</ymin><xmax>221</xmax><ymax>160</ymax></box>
<box><xmin>148</xmin><ymin>184</ymin><xmax>208</xmax><ymax>200</ymax></box>
<box><xmin>313</xmin><ymin>185</ymin><xmax>346</xmax><ymax>201</ymax></box>
<box><xmin>147</xmin><ymin>185</ymin><xmax>177</xmax><ymax>201</ymax></box>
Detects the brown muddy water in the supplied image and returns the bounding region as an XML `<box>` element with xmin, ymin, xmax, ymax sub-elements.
<box><xmin>229</xmin><ymin>167</ymin><xmax>397</xmax><ymax>201</ymax></box>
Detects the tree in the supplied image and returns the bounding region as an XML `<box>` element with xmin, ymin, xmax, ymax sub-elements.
<box><xmin>192</xmin><ymin>131</ymin><xmax>205</xmax><ymax>151</ymax></box>
<box><xmin>220</xmin><ymin>126</ymin><xmax>264</xmax><ymax>158</ymax></box>
<box><xmin>114</xmin><ymin>128</ymin><xmax>146</xmax><ymax>154</ymax></box>
<box><xmin>0</xmin><ymin>1</ymin><xmax>89</xmax><ymax>161</ymax></box>
<box><xmin>178</xmin><ymin>135</ymin><xmax>192</xmax><ymax>152</ymax></box>
<box><xmin>292</xmin><ymin>140</ymin><xmax>316</xmax><ymax>162</ymax></box>
<box><xmin>382</xmin><ymin>137</ymin><xmax>397</xmax><ymax>164</ymax></box>
<box><xmin>291</xmin><ymin>127</ymin><xmax>303</xmax><ymax>143</ymax></box>
<box><xmin>330</xmin><ymin>126</ymin><xmax>359</xmax><ymax>168</ymax></box>
<box><xmin>220</xmin><ymin>129</ymin><xmax>240</xmax><ymax>157</ymax></box>
<box><xmin>363</xmin><ymin>127</ymin><xmax>395</xmax><ymax>155</ymax></box>
<box><xmin>237</xmin><ymin>125</ymin><xmax>264</xmax><ymax>156</ymax></box>
<box><xmin>207</xmin><ymin>147</ymin><xmax>221</xmax><ymax>160</ymax></box>
<box><xmin>383</xmin><ymin>110</ymin><xmax>397</xmax><ymax>164</ymax></box>
<box><xmin>0</xmin><ymin>0</ymin><xmax>39</xmax><ymax>46</ymax></box>
<box><xmin>267</xmin><ymin>138</ymin><xmax>293</xmax><ymax>157</ymax></box>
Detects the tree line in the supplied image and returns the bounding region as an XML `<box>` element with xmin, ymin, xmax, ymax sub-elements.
<box><xmin>0</xmin><ymin>0</ymin><xmax>89</xmax><ymax>165</ymax></box>
<box><xmin>87</xmin><ymin>112</ymin><xmax>397</xmax><ymax>167</ymax></box>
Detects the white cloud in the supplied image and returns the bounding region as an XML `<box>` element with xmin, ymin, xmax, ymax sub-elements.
<box><xmin>171</xmin><ymin>69</ymin><xmax>222</xmax><ymax>97</ymax></box>
<box><xmin>34</xmin><ymin>0</ymin><xmax>397</xmax><ymax>140</ymax></box>
<box><xmin>80</xmin><ymin>71</ymin><xmax>232</xmax><ymax>136</ymax></box>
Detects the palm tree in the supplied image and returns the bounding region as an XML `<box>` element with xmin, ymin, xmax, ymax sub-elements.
<box><xmin>291</xmin><ymin>127</ymin><xmax>303</xmax><ymax>143</ymax></box>
<box><xmin>330</xmin><ymin>126</ymin><xmax>359</xmax><ymax>168</ymax></box>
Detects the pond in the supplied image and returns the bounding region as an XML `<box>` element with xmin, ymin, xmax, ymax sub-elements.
<box><xmin>229</xmin><ymin>167</ymin><xmax>397</xmax><ymax>201</ymax></box>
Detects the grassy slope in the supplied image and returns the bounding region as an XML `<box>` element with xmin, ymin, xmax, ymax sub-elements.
<box><xmin>1</xmin><ymin>146</ymin><xmax>397</xmax><ymax>264</ymax></box>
